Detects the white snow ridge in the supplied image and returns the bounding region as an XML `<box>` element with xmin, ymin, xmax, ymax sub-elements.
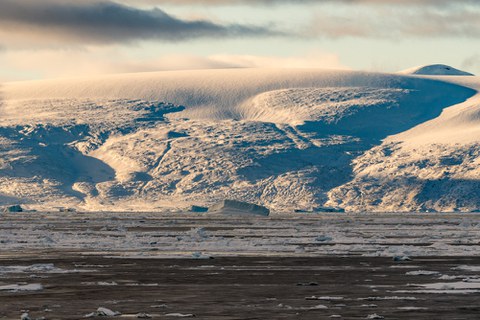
<box><xmin>0</xmin><ymin>67</ymin><xmax>479</xmax><ymax>212</ymax></box>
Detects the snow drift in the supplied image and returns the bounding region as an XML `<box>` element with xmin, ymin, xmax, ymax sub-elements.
<box><xmin>0</xmin><ymin>68</ymin><xmax>478</xmax><ymax>212</ymax></box>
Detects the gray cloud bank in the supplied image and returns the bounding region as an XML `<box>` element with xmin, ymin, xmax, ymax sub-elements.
<box><xmin>118</xmin><ymin>0</ymin><xmax>480</xmax><ymax>6</ymax></box>
<box><xmin>0</xmin><ymin>0</ymin><xmax>478</xmax><ymax>49</ymax></box>
<box><xmin>0</xmin><ymin>0</ymin><xmax>279</xmax><ymax>45</ymax></box>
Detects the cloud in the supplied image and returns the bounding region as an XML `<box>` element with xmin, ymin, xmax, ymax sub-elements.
<box><xmin>308</xmin><ymin>7</ymin><xmax>480</xmax><ymax>39</ymax></box>
<box><xmin>0</xmin><ymin>0</ymin><xmax>280</xmax><ymax>47</ymax></box>
<box><xmin>208</xmin><ymin>52</ymin><xmax>347</xmax><ymax>69</ymax></box>
<box><xmin>0</xmin><ymin>0</ymin><xmax>477</xmax><ymax>48</ymax></box>
<box><xmin>0</xmin><ymin>49</ymin><xmax>347</xmax><ymax>81</ymax></box>
<box><xmin>116</xmin><ymin>0</ymin><xmax>480</xmax><ymax>6</ymax></box>
<box><xmin>462</xmin><ymin>54</ymin><xmax>480</xmax><ymax>73</ymax></box>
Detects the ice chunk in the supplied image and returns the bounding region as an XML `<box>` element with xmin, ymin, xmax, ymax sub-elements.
<box><xmin>306</xmin><ymin>296</ymin><xmax>344</xmax><ymax>301</ymax></box>
<box><xmin>189</xmin><ymin>205</ymin><xmax>208</xmax><ymax>213</ymax></box>
<box><xmin>165</xmin><ymin>313</ymin><xmax>195</xmax><ymax>318</ymax></box>
<box><xmin>297</xmin><ymin>282</ymin><xmax>319</xmax><ymax>286</ymax></box>
<box><xmin>316</xmin><ymin>235</ymin><xmax>333</xmax><ymax>242</ymax></box>
<box><xmin>306</xmin><ymin>305</ymin><xmax>328</xmax><ymax>310</ymax></box>
<box><xmin>208</xmin><ymin>200</ymin><xmax>269</xmax><ymax>216</ymax></box>
<box><xmin>406</xmin><ymin>270</ymin><xmax>440</xmax><ymax>276</ymax></box>
<box><xmin>20</xmin><ymin>313</ymin><xmax>30</xmax><ymax>320</ymax></box>
<box><xmin>191</xmin><ymin>252</ymin><xmax>213</xmax><ymax>259</ymax></box>
<box><xmin>84</xmin><ymin>307</ymin><xmax>121</xmax><ymax>318</ymax></box>
<box><xmin>314</xmin><ymin>207</ymin><xmax>345</xmax><ymax>213</ymax></box>
<box><xmin>3</xmin><ymin>205</ymin><xmax>23</xmax><ymax>213</ymax></box>
<box><xmin>393</xmin><ymin>256</ymin><xmax>412</xmax><ymax>262</ymax></box>
<box><xmin>453</xmin><ymin>265</ymin><xmax>480</xmax><ymax>272</ymax></box>
<box><xmin>0</xmin><ymin>283</ymin><xmax>43</xmax><ymax>292</ymax></box>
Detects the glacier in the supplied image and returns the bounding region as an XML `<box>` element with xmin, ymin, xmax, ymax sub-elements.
<box><xmin>0</xmin><ymin>67</ymin><xmax>478</xmax><ymax>212</ymax></box>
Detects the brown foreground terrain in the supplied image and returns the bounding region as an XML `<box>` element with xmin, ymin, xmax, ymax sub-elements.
<box><xmin>1</xmin><ymin>253</ymin><xmax>480</xmax><ymax>319</ymax></box>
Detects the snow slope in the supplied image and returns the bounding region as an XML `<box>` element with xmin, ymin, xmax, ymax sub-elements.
<box><xmin>0</xmin><ymin>67</ymin><xmax>478</xmax><ymax>212</ymax></box>
<box><xmin>327</xmin><ymin>75</ymin><xmax>480</xmax><ymax>212</ymax></box>
<box><xmin>399</xmin><ymin>64</ymin><xmax>474</xmax><ymax>76</ymax></box>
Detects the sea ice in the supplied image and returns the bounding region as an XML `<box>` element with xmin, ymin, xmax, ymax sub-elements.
<box><xmin>0</xmin><ymin>283</ymin><xmax>43</xmax><ymax>292</ymax></box>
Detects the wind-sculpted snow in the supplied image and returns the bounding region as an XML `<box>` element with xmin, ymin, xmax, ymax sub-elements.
<box><xmin>239</xmin><ymin>87</ymin><xmax>408</xmax><ymax>125</ymax></box>
<box><xmin>0</xmin><ymin>69</ymin><xmax>477</xmax><ymax>211</ymax></box>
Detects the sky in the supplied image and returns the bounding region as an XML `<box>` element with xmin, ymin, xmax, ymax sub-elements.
<box><xmin>0</xmin><ymin>0</ymin><xmax>479</xmax><ymax>81</ymax></box>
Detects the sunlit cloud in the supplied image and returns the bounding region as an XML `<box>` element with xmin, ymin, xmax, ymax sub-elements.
<box><xmin>0</xmin><ymin>49</ymin><xmax>347</xmax><ymax>81</ymax></box>
<box><xmin>209</xmin><ymin>52</ymin><xmax>347</xmax><ymax>69</ymax></box>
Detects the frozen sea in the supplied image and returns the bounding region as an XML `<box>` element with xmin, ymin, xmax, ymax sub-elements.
<box><xmin>1</xmin><ymin>212</ymin><xmax>480</xmax><ymax>319</ymax></box>
<box><xmin>1</xmin><ymin>211</ymin><xmax>479</xmax><ymax>258</ymax></box>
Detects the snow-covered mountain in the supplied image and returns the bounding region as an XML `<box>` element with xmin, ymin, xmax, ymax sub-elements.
<box><xmin>0</xmin><ymin>66</ymin><xmax>478</xmax><ymax>212</ymax></box>
<box><xmin>399</xmin><ymin>64</ymin><xmax>475</xmax><ymax>76</ymax></box>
